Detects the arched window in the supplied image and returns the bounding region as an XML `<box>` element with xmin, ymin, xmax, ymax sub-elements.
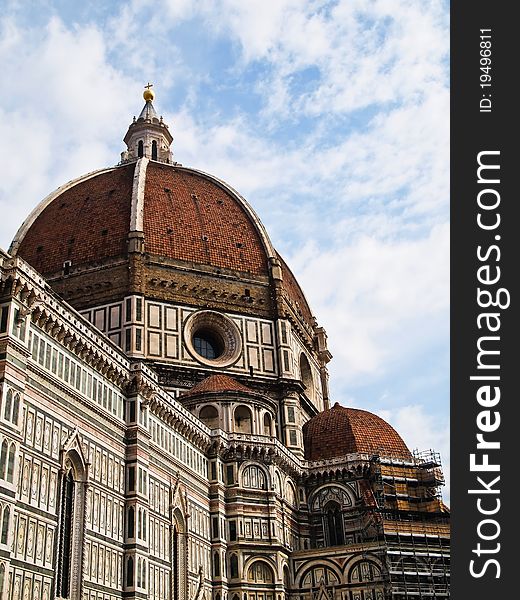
<box><xmin>242</xmin><ymin>465</ymin><xmax>267</xmax><ymax>490</ymax></box>
<box><xmin>263</xmin><ymin>413</ymin><xmax>272</xmax><ymax>436</ymax></box>
<box><xmin>283</xmin><ymin>565</ymin><xmax>291</xmax><ymax>590</ymax></box>
<box><xmin>7</xmin><ymin>444</ymin><xmax>15</xmax><ymax>483</ymax></box>
<box><xmin>1</xmin><ymin>506</ymin><xmax>10</xmax><ymax>545</ymax></box>
<box><xmin>152</xmin><ymin>140</ymin><xmax>158</xmax><ymax>160</ymax></box>
<box><xmin>234</xmin><ymin>405</ymin><xmax>252</xmax><ymax>434</ymax></box>
<box><xmin>127</xmin><ymin>506</ymin><xmax>135</xmax><ymax>539</ymax></box>
<box><xmin>137</xmin><ymin>558</ymin><xmax>142</xmax><ymax>587</ymax></box>
<box><xmin>230</xmin><ymin>554</ymin><xmax>238</xmax><ymax>578</ymax></box>
<box><xmin>285</xmin><ymin>482</ymin><xmax>296</xmax><ymax>506</ymax></box>
<box><xmin>138</xmin><ymin>141</ymin><xmax>144</xmax><ymax>158</ymax></box>
<box><xmin>126</xmin><ymin>556</ymin><xmax>134</xmax><ymax>587</ymax></box>
<box><xmin>0</xmin><ymin>441</ymin><xmax>7</xmax><ymax>480</ymax></box>
<box><xmin>57</xmin><ymin>472</ymin><xmax>74</xmax><ymax>597</ymax></box>
<box><xmin>3</xmin><ymin>390</ymin><xmax>12</xmax><ymax>420</ymax></box>
<box><xmin>0</xmin><ymin>562</ymin><xmax>4</xmax><ymax>594</ymax></box>
<box><xmin>142</xmin><ymin>559</ymin><xmax>146</xmax><ymax>588</ymax></box>
<box><xmin>199</xmin><ymin>406</ymin><xmax>219</xmax><ymax>429</ymax></box>
<box><xmin>324</xmin><ymin>502</ymin><xmax>344</xmax><ymax>546</ymax></box>
<box><xmin>301</xmin><ymin>566</ymin><xmax>340</xmax><ymax>589</ymax></box>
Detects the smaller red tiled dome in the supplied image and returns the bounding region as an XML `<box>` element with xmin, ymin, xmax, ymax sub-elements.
<box><xmin>181</xmin><ymin>374</ymin><xmax>254</xmax><ymax>398</ymax></box>
<box><xmin>303</xmin><ymin>402</ymin><xmax>411</xmax><ymax>461</ymax></box>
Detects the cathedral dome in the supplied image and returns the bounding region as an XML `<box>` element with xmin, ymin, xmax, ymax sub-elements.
<box><xmin>11</xmin><ymin>162</ymin><xmax>270</xmax><ymax>278</ymax></box>
<box><xmin>9</xmin><ymin>91</ymin><xmax>315</xmax><ymax>334</ymax></box>
<box><xmin>303</xmin><ymin>402</ymin><xmax>412</xmax><ymax>461</ymax></box>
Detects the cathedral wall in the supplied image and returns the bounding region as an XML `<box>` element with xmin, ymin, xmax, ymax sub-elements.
<box><xmin>80</xmin><ymin>297</ymin><xmax>279</xmax><ymax>382</ymax></box>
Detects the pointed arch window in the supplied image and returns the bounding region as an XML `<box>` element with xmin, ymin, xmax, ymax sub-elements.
<box><xmin>12</xmin><ymin>393</ymin><xmax>20</xmax><ymax>424</ymax></box>
<box><xmin>3</xmin><ymin>390</ymin><xmax>12</xmax><ymax>420</ymax></box>
<box><xmin>56</xmin><ymin>447</ymin><xmax>88</xmax><ymax>599</ymax></box>
<box><xmin>57</xmin><ymin>472</ymin><xmax>74</xmax><ymax>597</ymax></box>
<box><xmin>138</xmin><ymin>141</ymin><xmax>144</xmax><ymax>158</ymax></box>
<box><xmin>1</xmin><ymin>506</ymin><xmax>10</xmax><ymax>545</ymax></box>
<box><xmin>152</xmin><ymin>140</ymin><xmax>158</xmax><ymax>160</ymax></box>
<box><xmin>7</xmin><ymin>444</ymin><xmax>15</xmax><ymax>483</ymax></box>
<box><xmin>0</xmin><ymin>441</ymin><xmax>8</xmax><ymax>480</ymax></box>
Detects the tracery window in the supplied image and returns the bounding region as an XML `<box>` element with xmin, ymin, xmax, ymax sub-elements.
<box><xmin>242</xmin><ymin>465</ymin><xmax>267</xmax><ymax>490</ymax></box>
<box><xmin>300</xmin><ymin>566</ymin><xmax>340</xmax><ymax>590</ymax></box>
<box><xmin>2</xmin><ymin>389</ymin><xmax>20</xmax><ymax>425</ymax></box>
<box><xmin>247</xmin><ymin>561</ymin><xmax>274</xmax><ymax>583</ymax></box>
<box><xmin>348</xmin><ymin>561</ymin><xmax>381</xmax><ymax>584</ymax></box>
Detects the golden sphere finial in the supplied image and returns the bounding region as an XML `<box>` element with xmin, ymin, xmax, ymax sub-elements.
<box><xmin>143</xmin><ymin>82</ymin><xmax>155</xmax><ymax>102</ymax></box>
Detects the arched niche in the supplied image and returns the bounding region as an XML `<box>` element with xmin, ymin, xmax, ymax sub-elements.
<box><xmin>234</xmin><ymin>405</ymin><xmax>252</xmax><ymax>434</ymax></box>
<box><xmin>199</xmin><ymin>405</ymin><xmax>219</xmax><ymax>429</ymax></box>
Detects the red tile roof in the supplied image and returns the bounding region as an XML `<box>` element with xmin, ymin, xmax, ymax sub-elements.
<box><xmin>16</xmin><ymin>162</ymin><xmax>269</xmax><ymax>277</ymax></box>
<box><xmin>144</xmin><ymin>164</ymin><xmax>268</xmax><ymax>275</ymax></box>
<box><xmin>181</xmin><ymin>374</ymin><xmax>254</xmax><ymax>398</ymax></box>
<box><xmin>303</xmin><ymin>402</ymin><xmax>412</xmax><ymax>461</ymax></box>
<box><xmin>17</xmin><ymin>165</ymin><xmax>134</xmax><ymax>275</ymax></box>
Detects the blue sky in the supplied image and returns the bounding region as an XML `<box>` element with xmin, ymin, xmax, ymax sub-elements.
<box><xmin>0</xmin><ymin>0</ymin><xmax>449</xmax><ymax>498</ymax></box>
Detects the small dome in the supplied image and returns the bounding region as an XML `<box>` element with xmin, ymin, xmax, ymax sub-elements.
<box><xmin>181</xmin><ymin>374</ymin><xmax>255</xmax><ymax>398</ymax></box>
<box><xmin>303</xmin><ymin>402</ymin><xmax>412</xmax><ymax>461</ymax></box>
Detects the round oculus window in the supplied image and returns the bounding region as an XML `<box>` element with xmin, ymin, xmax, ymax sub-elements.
<box><xmin>184</xmin><ymin>310</ymin><xmax>242</xmax><ymax>367</ymax></box>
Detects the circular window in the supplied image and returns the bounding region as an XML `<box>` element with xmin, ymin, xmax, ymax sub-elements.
<box><xmin>184</xmin><ymin>310</ymin><xmax>242</xmax><ymax>367</ymax></box>
<box><xmin>193</xmin><ymin>329</ymin><xmax>224</xmax><ymax>359</ymax></box>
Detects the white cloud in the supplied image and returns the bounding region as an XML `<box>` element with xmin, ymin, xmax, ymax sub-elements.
<box><xmin>288</xmin><ymin>222</ymin><xmax>449</xmax><ymax>382</ymax></box>
<box><xmin>0</xmin><ymin>16</ymin><xmax>137</xmax><ymax>247</ymax></box>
